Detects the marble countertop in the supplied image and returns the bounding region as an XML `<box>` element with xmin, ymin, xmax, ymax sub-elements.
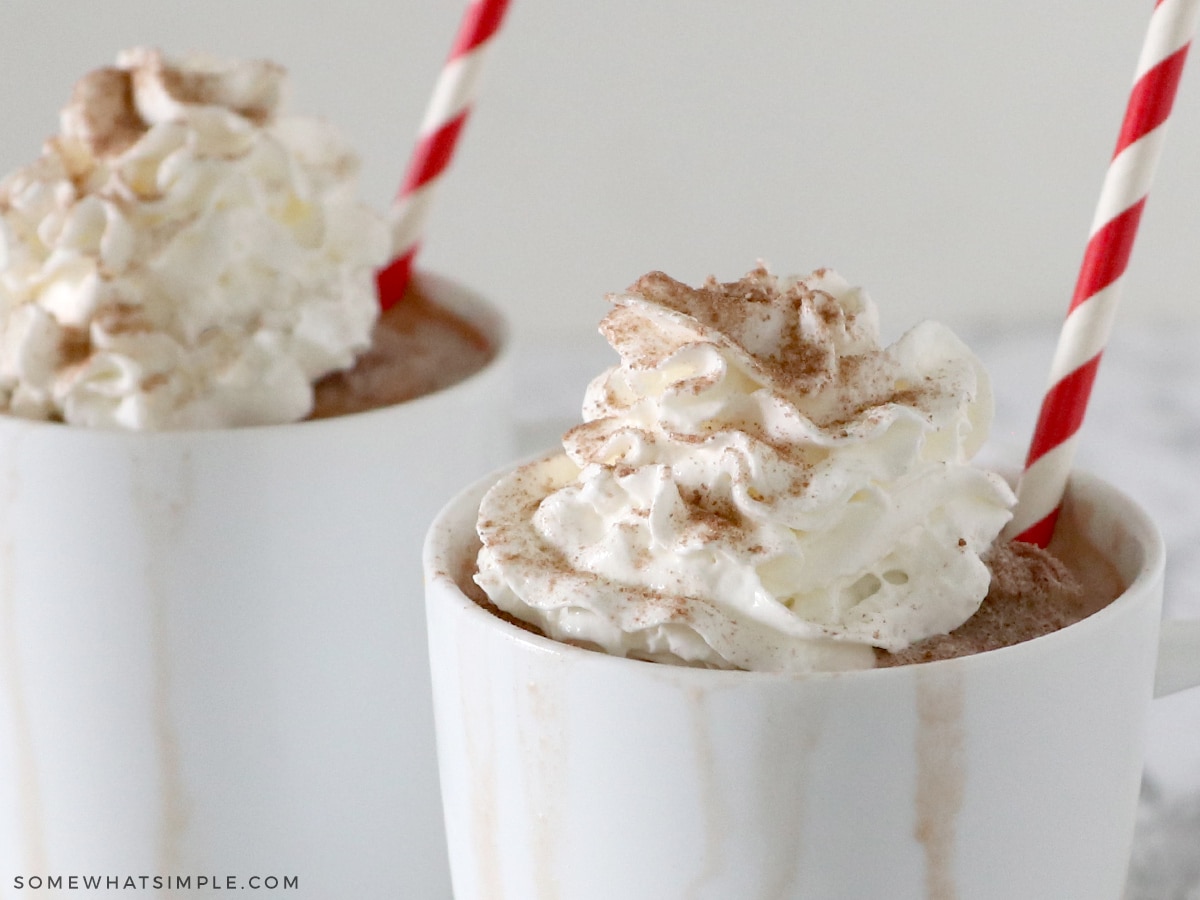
<box><xmin>512</xmin><ymin>320</ymin><xmax>1200</xmax><ymax>898</ymax></box>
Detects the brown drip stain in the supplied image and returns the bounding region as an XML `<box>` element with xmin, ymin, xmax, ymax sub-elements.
<box><xmin>755</xmin><ymin>696</ymin><xmax>820</xmax><ymax>899</ymax></box>
<box><xmin>683</xmin><ymin>687</ymin><xmax>727</xmax><ymax>898</ymax></box>
<box><xmin>0</xmin><ymin>440</ymin><xmax>48</xmax><ymax>875</ymax></box>
<box><xmin>148</xmin><ymin>579</ymin><xmax>188</xmax><ymax>874</ymax></box>
<box><xmin>458</xmin><ymin>633</ymin><xmax>502</xmax><ymax>899</ymax></box>
<box><xmin>131</xmin><ymin>447</ymin><xmax>193</xmax><ymax>874</ymax></box>
<box><xmin>521</xmin><ymin>678</ymin><xmax>565</xmax><ymax>900</ymax></box>
<box><xmin>914</xmin><ymin>669</ymin><xmax>965</xmax><ymax>900</ymax></box>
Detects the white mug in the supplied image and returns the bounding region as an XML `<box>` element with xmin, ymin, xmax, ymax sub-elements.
<box><xmin>0</xmin><ymin>272</ymin><xmax>511</xmax><ymax>899</ymax></box>
<box><xmin>425</xmin><ymin>463</ymin><xmax>1200</xmax><ymax>900</ymax></box>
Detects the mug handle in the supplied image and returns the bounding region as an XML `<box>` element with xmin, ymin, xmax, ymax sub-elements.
<box><xmin>1154</xmin><ymin>619</ymin><xmax>1200</xmax><ymax>698</ymax></box>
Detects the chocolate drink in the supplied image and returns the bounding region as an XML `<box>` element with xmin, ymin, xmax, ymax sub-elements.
<box><xmin>310</xmin><ymin>285</ymin><xmax>496</xmax><ymax>419</ymax></box>
<box><xmin>877</xmin><ymin>519</ymin><xmax>1127</xmax><ymax>665</ymax></box>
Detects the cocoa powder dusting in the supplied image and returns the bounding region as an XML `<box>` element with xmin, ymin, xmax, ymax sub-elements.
<box><xmin>157</xmin><ymin>62</ymin><xmax>279</xmax><ymax>125</ymax></box>
<box><xmin>57</xmin><ymin>327</ymin><xmax>91</xmax><ymax>368</ymax></box>
<box><xmin>93</xmin><ymin>302</ymin><xmax>154</xmax><ymax>336</ymax></box>
<box><xmin>622</xmin><ymin>268</ymin><xmax>842</xmax><ymax>395</ymax></box>
<box><xmin>676</xmin><ymin>484</ymin><xmax>744</xmax><ymax>544</ymax></box>
<box><xmin>612</xmin><ymin>268</ymin><xmax>939</xmax><ymax>437</ymax></box>
<box><xmin>68</xmin><ymin>67</ymin><xmax>145</xmax><ymax>158</ymax></box>
<box><xmin>599</xmin><ymin>304</ymin><xmax>683</xmax><ymax>373</ymax></box>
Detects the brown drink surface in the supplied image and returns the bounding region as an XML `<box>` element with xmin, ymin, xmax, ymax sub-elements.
<box><xmin>308</xmin><ymin>286</ymin><xmax>494</xmax><ymax>419</ymax></box>
<box><xmin>876</xmin><ymin>523</ymin><xmax>1126</xmax><ymax>667</ymax></box>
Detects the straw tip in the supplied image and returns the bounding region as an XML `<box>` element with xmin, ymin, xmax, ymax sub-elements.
<box><xmin>1010</xmin><ymin>508</ymin><xmax>1060</xmax><ymax>549</ymax></box>
<box><xmin>376</xmin><ymin>252</ymin><xmax>415</xmax><ymax>312</ymax></box>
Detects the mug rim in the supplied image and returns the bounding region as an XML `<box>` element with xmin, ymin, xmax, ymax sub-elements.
<box><xmin>424</xmin><ymin>458</ymin><xmax>1166</xmax><ymax>684</ymax></box>
<box><xmin>0</xmin><ymin>269</ymin><xmax>511</xmax><ymax>443</ymax></box>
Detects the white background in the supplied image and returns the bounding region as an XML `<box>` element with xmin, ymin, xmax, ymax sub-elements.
<box><xmin>1</xmin><ymin>0</ymin><xmax>1198</xmax><ymax>353</ymax></box>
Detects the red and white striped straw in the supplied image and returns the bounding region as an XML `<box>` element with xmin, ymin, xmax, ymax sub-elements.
<box><xmin>376</xmin><ymin>0</ymin><xmax>513</xmax><ymax>310</ymax></box>
<box><xmin>1007</xmin><ymin>0</ymin><xmax>1199</xmax><ymax>546</ymax></box>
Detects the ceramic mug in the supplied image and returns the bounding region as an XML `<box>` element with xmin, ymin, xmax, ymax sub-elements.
<box><xmin>0</xmin><ymin>272</ymin><xmax>511</xmax><ymax>899</ymax></box>
<box><xmin>425</xmin><ymin>464</ymin><xmax>1200</xmax><ymax>900</ymax></box>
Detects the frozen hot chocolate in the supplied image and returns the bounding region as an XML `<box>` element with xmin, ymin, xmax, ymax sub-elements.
<box><xmin>0</xmin><ymin>47</ymin><xmax>479</xmax><ymax>430</ymax></box>
<box><xmin>0</xmin><ymin>46</ymin><xmax>507</xmax><ymax>900</ymax></box>
<box><xmin>472</xmin><ymin>265</ymin><xmax>1120</xmax><ymax>672</ymax></box>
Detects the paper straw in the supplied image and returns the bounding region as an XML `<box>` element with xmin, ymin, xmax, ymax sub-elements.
<box><xmin>376</xmin><ymin>0</ymin><xmax>513</xmax><ymax>310</ymax></box>
<box><xmin>1007</xmin><ymin>0</ymin><xmax>1199</xmax><ymax>547</ymax></box>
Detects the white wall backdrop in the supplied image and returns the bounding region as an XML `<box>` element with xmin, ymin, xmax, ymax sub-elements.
<box><xmin>1</xmin><ymin>1</ymin><xmax>1197</xmax><ymax>351</ymax></box>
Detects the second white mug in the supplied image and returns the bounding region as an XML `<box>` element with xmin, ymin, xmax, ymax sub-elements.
<box><xmin>425</xmin><ymin>463</ymin><xmax>1200</xmax><ymax>900</ymax></box>
<box><xmin>0</xmin><ymin>272</ymin><xmax>510</xmax><ymax>899</ymax></box>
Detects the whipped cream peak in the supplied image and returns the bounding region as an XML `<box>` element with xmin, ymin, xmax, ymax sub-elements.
<box><xmin>61</xmin><ymin>48</ymin><xmax>286</xmax><ymax>162</ymax></box>
<box><xmin>0</xmin><ymin>48</ymin><xmax>388</xmax><ymax>429</ymax></box>
<box><xmin>476</xmin><ymin>265</ymin><xmax>1016</xmax><ymax>672</ymax></box>
<box><xmin>603</xmin><ymin>267</ymin><xmax>878</xmax><ymax>393</ymax></box>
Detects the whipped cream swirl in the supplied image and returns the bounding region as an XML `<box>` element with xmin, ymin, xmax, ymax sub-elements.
<box><xmin>0</xmin><ymin>48</ymin><xmax>389</xmax><ymax>429</ymax></box>
<box><xmin>476</xmin><ymin>267</ymin><xmax>1016</xmax><ymax>671</ymax></box>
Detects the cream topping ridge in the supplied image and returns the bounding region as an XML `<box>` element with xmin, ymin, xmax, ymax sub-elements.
<box><xmin>0</xmin><ymin>48</ymin><xmax>388</xmax><ymax>429</ymax></box>
<box><xmin>475</xmin><ymin>266</ymin><xmax>1016</xmax><ymax>672</ymax></box>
